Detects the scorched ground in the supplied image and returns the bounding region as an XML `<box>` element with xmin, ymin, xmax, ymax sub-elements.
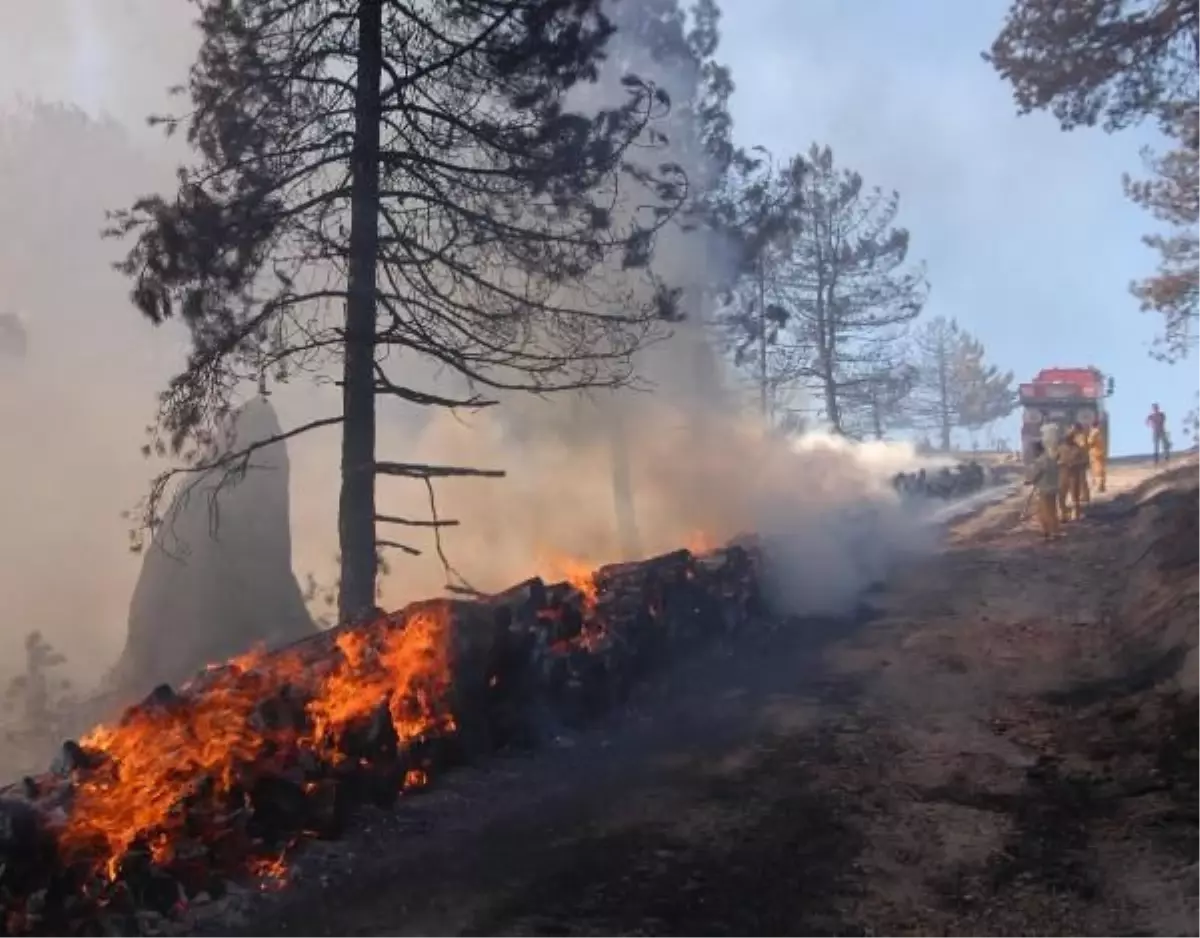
<box><xmin>228</xmin><ymin>458</ymin><xmax>1196</xmax><ymax>937</ymax></box>
<box><xmin>3</xmin><ymin>459</ymin><xmax>1195</xmax><ymax>936</ymax></box>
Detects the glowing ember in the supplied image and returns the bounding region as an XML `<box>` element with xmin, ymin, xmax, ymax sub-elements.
<box><xmin>247</xmin><ymin>851</ymin><xmax>290</xmax><ymax>891</ymax></box>
<box><xmin>684</xmin><ymin>529</ymin><xmax>718</xmax><ymax>554</ymax></box>
<box><xmin>404</xmin><ymin>768</ymin><xmax>429</xmax><ymax>789</ymax></box>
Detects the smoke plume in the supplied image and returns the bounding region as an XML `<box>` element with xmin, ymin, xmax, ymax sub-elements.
<box><xmin>0</xmin><ymin>1</ymin><xmax>934</xmax><ymax>718</ymax></box>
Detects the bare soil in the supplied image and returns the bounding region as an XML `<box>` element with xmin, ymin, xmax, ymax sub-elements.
<box><xmin>217</xmin><ymin>458</ymin><xmax>1198</xmax><ymax>938</ymax></box>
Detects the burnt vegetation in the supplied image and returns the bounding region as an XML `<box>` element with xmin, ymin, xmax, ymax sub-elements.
<box><xmin>907</xmin><ymin>317</ymin><xmax>1018</xmax><ymax>451</ymax></box>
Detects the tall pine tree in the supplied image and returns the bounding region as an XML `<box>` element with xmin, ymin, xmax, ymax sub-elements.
<box><xmin>111</xmin><ymin>0</ymin><xmax>686</xmax><ymax>622</ymax></box>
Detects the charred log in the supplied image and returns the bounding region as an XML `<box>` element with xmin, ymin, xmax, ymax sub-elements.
<box><xmin>0</xmin><ymin>541</ymin><xmax>766</xmax><ymax>936</ymax></box>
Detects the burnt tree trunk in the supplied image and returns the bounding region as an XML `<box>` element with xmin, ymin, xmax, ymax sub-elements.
<box><xmin>821</xmin><ymin>356</ymin><xmax>842</xmax><ymax>434</ymax></box>
<box><xmin>338</xmin><ymin>0</ymin><xmax>384</xmax><ymax>625</ymax></box>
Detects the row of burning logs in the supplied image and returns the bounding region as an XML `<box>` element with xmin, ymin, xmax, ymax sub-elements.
<box><xmin>0</xmin><ymin>542</ymin><xmax>762</xmax><ymax>936</ymax></box>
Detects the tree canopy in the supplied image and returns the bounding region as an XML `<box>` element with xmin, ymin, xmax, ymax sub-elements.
<box><xmin>711</xmin><ymin>149</ymin><xmax>806</xmax><ymax>422</ymax></box>
<box><xmin>780</xmin><ymin>144</ymin><xmax>926</xmax><ymax>434</ymax></box>
<box><xmin>985</xmin><ymin>0</ymin><xmax>1199</xmax><ymax>132</ymax></box>
<box><xmin>907</xmin><ymin>316</ymin><xmax>1016</xmax><ymax>450</ymax></box>
<box><xmin>1124</xmin><ymin>103</ymin><xmax>1199</xmax><ymax>362</ymax></box>
<box><xmin>111</xmin><ymin>0</ymin><xmax>686</xmax><ymax>621</ymax></box>
<box><xmin>986</xmin><ymin>0</ymin><xmax>1199</xmax><ymax>362</ymax></box>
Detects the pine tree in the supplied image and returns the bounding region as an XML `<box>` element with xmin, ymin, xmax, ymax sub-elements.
<box><xmin>987</xmin><ymin>0</ymin><xmax>1199</xmax><ymax>360</ymax></box>
<box><xmin>1124</xmin><ymin>102</ymin><xmax>1199</xmax><ymax>362</ymax></box>
<box><xmin>109</xmin><ymin>0</ymin><xmax>686</xmax><ymax>622</ymax></box>
<box><xmin>712</xmin><ymin>150</ymin><xmax>806</xmax><ymax>424</ymax></box>
<box><xmin>778</xmin><ymin>145</ymin><xmax>926</xmax><ymax>434</ymax></box>
<box><xmin>908</xmin><ymin>317</ymin><xmax>1016</xmax><ymax>450</ymax></box>
<box><xmin>985</xmin><ymin>0</ymin><xmax>1198</xmax><ymax>133</ymax></box>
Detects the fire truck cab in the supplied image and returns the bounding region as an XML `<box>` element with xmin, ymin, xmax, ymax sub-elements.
<box><xmin>1019</xmin><ymin>366</ymin><xmax>1114</xmax><ymax>465</ymax></box>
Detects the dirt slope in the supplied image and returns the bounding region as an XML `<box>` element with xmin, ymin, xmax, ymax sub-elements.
<box><xmin>219</xmin><ymin>459</ymin><xmax>1197</xmax><ymax>937</ymax></box>
<box><xmin>820</xmin><ymin>458</ymin><xmax>1198</xmax><ymax>936</ymax></box>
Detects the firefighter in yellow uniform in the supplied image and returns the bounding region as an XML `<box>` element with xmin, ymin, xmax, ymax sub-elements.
<box><xmin>1086</xmin><ymin>421</ymin><xmax>1107</xmax><ymax>493</ymax></box>
<box><xmin>1056</xmin><ymin>429</ymin><xmax>1088</xmax><ymax>521</ymax></box>
<box><xmin>1069</xmin><ymin>423</ymin><xmax>1091</xmax><ymax>507</ymax></box>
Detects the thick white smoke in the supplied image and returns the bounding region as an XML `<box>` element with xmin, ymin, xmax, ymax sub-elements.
<box><xmin>346</xmin><ymin>5</ymin><xmax>938</xmax><ymax>617</ymax></box>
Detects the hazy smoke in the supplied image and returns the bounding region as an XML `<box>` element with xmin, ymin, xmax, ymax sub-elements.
<box><xmin>350</xmin><ymin>8</ymin><xmax>936</xmax><ymax>615</ymax></box>
<box><xmin>0</xmin><ymin>2</ymin><xmax>935</xmax><ymax>713</ymax></box>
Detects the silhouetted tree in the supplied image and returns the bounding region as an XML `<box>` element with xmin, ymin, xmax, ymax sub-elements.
<box><xmin>109</xmin><ymin>0</ymin><xmax>686</xmax><ymax>623</ymax></box>
<box><xmin>712</xmin><ymin>150</ymin><xmax>806</xmax><ymax>424</ymax></box>
<box><xmin>909</xmin><ymin>317</ymin><xmax>1016</xmax><ymax>450</ymax></box>
<box><xmin>3</xmin><ymin>631</ymin><xmax>76</xmax><ymax>774</ymax></box>
<box><xmin>777</xmin><ymin>144</ymin><xmax>926</xmax><ymax>434</ymax></box>
<box><xmin>841</xmin><ymin>360</ymin><xmax>918</xmax><ymax>441</ymax></box>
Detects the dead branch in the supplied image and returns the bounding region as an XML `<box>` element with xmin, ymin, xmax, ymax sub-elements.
<box><xmin>445</xmin><ymin>584</ymin><xmax>488</xmax><ymax>598</ymax></box>
<box><xmin>420</xmin><ymin>476</ymin><xmax>477</xmax><ymax>596</ymax></box>
<box><xmin>374</xmin><ymin>461</ymin><xmax>506</xmax><ymax>479</ymax></box>
<box><xmin>374</xmin><ymin>513</ymin><xmax>460</xmax><ymax>528</ymax></box>
<box><xmin>375</xmin><ymin>539</ymin><xmax>422</xmax><ymax>556</ymax></box>
<box><xmin>140</xmin><ymin>415</ymin><xmax>345</xmax><ymax>557</ymax></box>
<box><xmin>366</xmin><ymin>366</ymin><xmax>499</xmax><ymax>409</ymax></box>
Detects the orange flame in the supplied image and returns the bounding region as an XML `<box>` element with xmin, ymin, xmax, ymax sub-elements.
<box><xmin>539</xmin><ymin>554</ymin><xmax>599</xmax><ymax>615</ymax></box>
<box><xmin>247</xmin><ymin>851</ymin><xmax>290</xmax><ymax>891</ymax></box>
<box><xmin>59</xmin><ymin>605</ymin><xmax>456</xmax><ymax>879</ymax></box>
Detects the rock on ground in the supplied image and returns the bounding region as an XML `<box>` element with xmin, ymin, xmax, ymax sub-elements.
<box><xmin>110</xmin><ymin>396</ymin><xmax>316</xmax><ymax>699</ymax></box>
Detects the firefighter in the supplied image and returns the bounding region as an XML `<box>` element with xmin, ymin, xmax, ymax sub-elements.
<box><xmin>1024</xmin><ymin>440</ymin><xmax>1062</xmax><ymax>540</ymax></box>
<box><xmin>1069</xmin><ymin>422</ymin><xmax>1091</xmax><ymax>506</ymax></box>
<box><xmin>1146</xmin><ymin>403</ymin><xmax>1168</xmax><ymax>463</ymax></box>
<box><xmin>1086</xmin><ymin>420</ymin><xmax>1107</xmax><ymax>493</ymax></box>
<box><xmin>1056</xmin><ymin>428</ymin><xmax>1087</xmax><ymax>521</ymax></box>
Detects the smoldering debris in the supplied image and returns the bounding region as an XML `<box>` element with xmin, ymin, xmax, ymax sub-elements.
<box><xmin>0</xmin><ymin>541</ymin><xmax>762</xmax><ymax>937</ymax></box>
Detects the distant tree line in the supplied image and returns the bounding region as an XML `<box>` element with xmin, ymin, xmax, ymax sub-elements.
<box><xmin>683</xmin><ymin>89</ymin><xmax>1015</xmax><ymax>442</ymax></box>
<box><xmin>592</xmin><ymin>0</ymin><xmax>1018</xmax><ymax>445</ymax></box>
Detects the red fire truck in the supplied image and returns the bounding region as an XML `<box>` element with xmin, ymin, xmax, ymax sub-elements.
<box><xmin>1019</xmin><ymin>366</ymin><xmax>1114</xmax><ymax>464</ymax></box>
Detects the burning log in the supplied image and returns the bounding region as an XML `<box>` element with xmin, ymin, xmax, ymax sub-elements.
<box><xmin>0</xmin><ymin>540</ymin><xmax>766</xmax><ymax>936</ymax></box>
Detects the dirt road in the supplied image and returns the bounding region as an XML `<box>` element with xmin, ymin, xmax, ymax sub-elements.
<box><xmin>228</xmin><ymin>459</ymin><xmax>1198</xmax><ymax>937</ymax></box>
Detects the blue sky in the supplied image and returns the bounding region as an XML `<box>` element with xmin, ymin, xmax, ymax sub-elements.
<box><xmin>718</xmin><ymin>0</ymin><xmax>1198</xmax><ymax>455</ymax></box>
<box><xmin>1</xmin><ymin>0</ymin><xmax>1195</xmax><ymax>456</ymax></box>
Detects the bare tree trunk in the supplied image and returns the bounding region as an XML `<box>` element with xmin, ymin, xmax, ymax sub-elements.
<box><xmin>820</xmin><ymin>348</ymin><xmax>842</xmax><ymax>433</ymax></box>
<box><xmin>338</xmin><ymin>0</ymin><xmax>383</xmax><ymax>625</ymax></box>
